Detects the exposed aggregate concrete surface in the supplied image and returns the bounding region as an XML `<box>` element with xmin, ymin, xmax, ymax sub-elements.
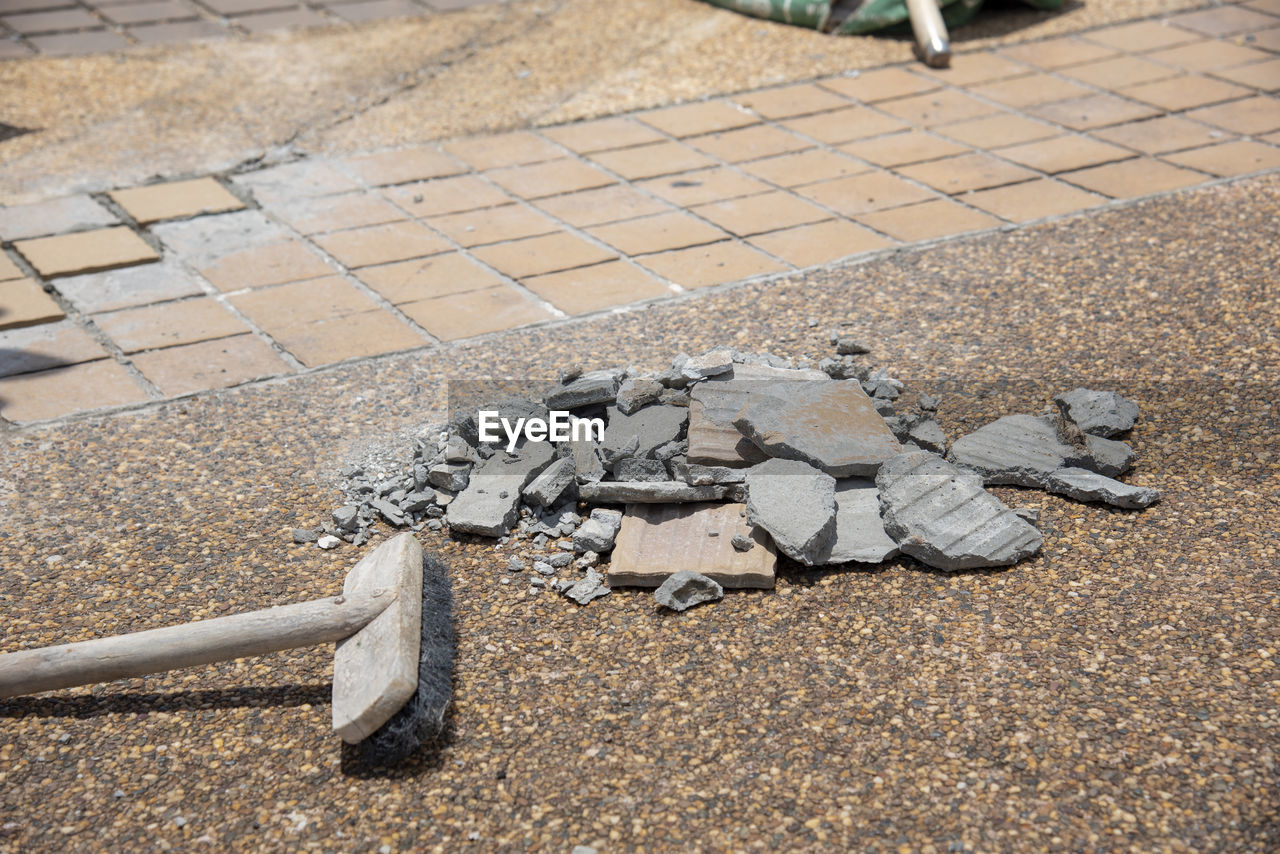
<box><xmin>1</xmin><ymin>175</ymin><xmax>1278</xmax><ymax>851</ymax></box>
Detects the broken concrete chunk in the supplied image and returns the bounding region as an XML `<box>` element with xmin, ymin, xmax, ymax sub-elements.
<box><xmin>731</xmin><ymin>533</ymin><xmax>754</xmax><ymax>551</ymax></box>
<box><xmin>615</xmin><ymin>457</ymin><xmax>669</xmax><ymax>482</ymax></box>
<box><xmin>1082</xmin><ymin>433</ymin><xmax>1136</xmax><ymax>477</ymax></box>
<box><xmin>823</xmin><ymin>478</ymin><xmax>900</xmax><ymax>565</ymax></box>
<box><xmin>686</xmin><ymin>366</ymin><xmax>826</xmax><ymax>468</ymax></box>
<box><xmin>683</xmin><ymin>348</ymin><xmax>735</xmax><ymax>379</ymax></box>
<box><xmin>830</xmin><ymin>335</ymin><xmax>870</xmax><ymax>356</ymax></box>
<box><xmin>292</xmin><ymin>528</ymin><xmax>319</xmax><ymax>544</ymax></box>
<box><xmin>608</xmin><ymin>502</ymin><xmax>776</xmax><ymax>588</ymax></box>
<box><xmin>400</xmin><ymin>491</ymin><xmax>435</xmax><ymax>514</ymax></box>
<box><xmin>332</xmin><ymin>505</ymin><xmax>360</xmax><ymax>532</ymax></box>
<box><xmin>579</xmin><ymin>481</ymin><xmax>727</xmax><ymax>503</ymax></box>
<box><xmin>601</xmin><ymin>404</ymin><xmax>688</xmax><ymax>461</ymax></box>
<box><xmin>744</xmin><ymin>458</ymin><xmax>837</xmax><ymax>566</ymax></box>
<box><xmin>565</xmin><ymin>439</ymin><xmax>606</xmax><ymax>484</ymax></box>
<box><xmin>907</xmin><ymin>420</ymin><xmax>947</xmax><ymax>455</ymax></box>
<box><xmin>546</xmin><ymin>369</ymin><xmax>622</xmax><ymax>409</ymax></box>
<box><xmin>1044</xmin><ymin>467</ymin><xmax>1160</xmax><ymax>509</ymax></box>
<box><xmin>876</xmin><ymin>451</ymin><xmax>1042</xmax><ymax>571</ymax></box>
<box><xmin>615</xmin><ymin>377</ymin><xmax>664</xmax><ymax>415</ymax></box>
<box><xmin>654</xmin><ymin>571</ymin><xmax>723</xmax><ymax>612</ymax></box>
<box><xmin>573</xmin><ymin>508</ymin><xmax>623</xmax><ymax>553</ymax></box>
<box><xmin>948</xmin><ymin>414</ymin><xmax>1087</xmax><ymax>488</ymax></box>
<box><xmin>563</xmin><ymin>568</ymin><xmax>611</xmax><ymax>605</ymax></box>
<box><xmin>371</xmin><ymin>498</ymin><xmax>406</xmax><ymax>525</ymax></box>
<box><xmin>429</xmin><ymin>462</ymin><xmax>472</xmax><ymax>492</ymax></box>
<box><xmin>446</xmin><ymin>442</ymin><xmax>557</xmax><ymax>536</ymax></box>
<box><xmin>674</xmin><ymin>463</ymin><xmax>747</xmax><ymax>485</ymax></box>
<box><xmin>733</xmin><ymin>380</ymin><xmax>902</xmax><ymax>477</ymax></box>
<box><xmin>444</xmin><ymin>434</ymin><xmax>478</xmax><ymax>463</ymax></box>
<box><xmin>818</xmin><ymin>357</ymin><xmax>868</xmax><ymax>381</ymax></box>
<box><xmin>1054</xmin><ymin>388</ymin><xmax>1139</xmax><ymax>437</ymax></box>
<box><xmin>522</xmin><ymin>456</ymin><xmax>576</xmax><ymax>508</ymax></box>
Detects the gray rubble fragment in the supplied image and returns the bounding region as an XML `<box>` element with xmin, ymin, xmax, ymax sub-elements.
<box><xmin>876</xmin><ymin>451</ymin><xmax>1042</xmax><ymax>571</ymax></box>
<box><xmin>579</xmin><ymin>481</ymin><xmax>727</xmax><ymax>503</ymax></box>
<box><xmin>292</xmin><ymin>528</ymin><xmax>319</xmax><ymax>544</ymax></box>
<box><xmin>1044</xmin><ymin>467</ymin><xmax>1160</xmax><ymax>509</ymax></box>
<box><xmin>317</xmin><ymin>535</ymin><xmax>341</xmax><ymax>550</ymax></box>
<box><xmin>948</xmin><ymin>414</ymin><xmax>1087</xmax><ymax>488</ymax></box>
<box><xmin>743</xmin><ymin>458</ymin><xmax>838</xmax><ymax>566</ymax></box>
<box><xmin>332</xmin><ymin>505</ymin><xmax>360</xmax><ymax>532</ymax></box>
<box><xmin>731</xmin><ymin>533</ymin><xmax>754</xmax><ymax>551</ymax></box>
<box><xmin>907</xmin><ymin>420</ymin><xmax>947</xmax><ymax>455</ymax></box>
<box><xmin>507</xmin><ymin>555</ymin><xmax>524</xmax><ymax>572</ymax></box>
<box><xmin>601</xmin><ymin>404</ymin><xmax>688</xmax><ymax>461</ymax></box>
<box><xmin>818</xmin><ymin>357</ymin><xmax>868</xmax><ymax>381</ymax></box>
<box><xmin>1054</xmin><ymin>388</ymin><xmax>1139</xmax><ymax>437</ymax></box>
<box><xmin>564</xmin><ymin>569</ymin><xmax>611</xmax><ymax>605</ymax></box>
<box><xmin>1082</xmin><ymin>433</ymin><xmax>1136</xmax><ymax>477</ymax></box>
<box><xmin>615</xmin><ymin>458</ymin><xmax>669</xmax><ymax>482</ymax></box>
<box><xmin>533</xmin><ymin>560</ymin><xmax>556</xmax><ymax>576</ymax></box>
<box><xmin>830</xmin><ymin>335</ymin><xmax>870</xmax><ymax>355</ymax></box>
<box><xmin>565</xmin><ymin>439</ymin><xmax>606</xmax><ymax>484</ymax></box>
<box><xmin>429</xmin><ymin>463</ymin><xmax>472</xmax><ymax>492</ymax></box>
<box><xmin>546</xmin><ymin>369</ymin><xmax>622</xmax><ymax>409</ymax></box>
<box><xmin>446</xmin><ymin>442</ymin><xmax>557</xmax><ymax>536</ymax></box>
<box><xmin>574</xmin><ymin>508</ymin><xmax>624</xmax><ymax>553</ymax></box>
<box><xmin>615</xmin><ymin>377</ymin><xmax>664</xmax><ymax>414</ymax></box>
<box><xmin>674</xmin><ymin>463</ymin><xmax>747</xmax><ymax>485</ymax></box>
<box><xmin>824</xmin><ymin>478</ymin><xmax>900</xmax><ymax>565</ymax></box>
<box><xmin>683</xmin><ymin>348</ymin><xmax>735</xmax><ymax>379</ymax></box>
<box><xmin>654</xmin><ymin>571</ymin><xmax>724</xmax><ymax>611</ymax></box>
<box><xmin>548</xmin><ymin>552</ymin><xmax>574</xmax><ymax>568</ymax></box>
<box><xmin>522</xmin><ymin>456</ymin><xmax>576</xmax><ymax>507</ymax></box>
<box><xmin>444</xmin><ymin>435</ymin><xmax>478</xmax><ymax>463</ymax></box>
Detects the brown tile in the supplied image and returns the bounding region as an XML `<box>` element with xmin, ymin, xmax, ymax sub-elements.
<box><xmin>2</xmin><ymin>6</ymin><xmax>96</xmax><ymax>32</ymax></box>
<box><xmin>586</xmin><ymin>211</ymin><xmax>728</xmax><ymax>255</ymax></box>
<box><xmin>327</xmin><ymin>0</ymin><xmax>421</xmax><ymax>23</ymax></box>
<box><xmin>1028</xmin><ymin>94</ymin><xmax>1160</xmax><ymax>130</ymax></box>
<box><xmin>691</xmin><ymin>191</ymin><xmax>831</xmax><ymax>237</ymax></box>
<box><xmin>522</xmin><ymin>260</ymin><xmax>670</xmax><ymax>314</ymax></box>
<box><xmin>996</xmin><ymin>134</ymin><xmax>1135</xmax><ymax>173</ymax></box>
<box><xmin>0</xmin><ymin>195</ymin><xmax>117</xmax><ymax>242</ymax></box>
<box><xmin>1094</xmin><ymin>116</ymin><xmax>1230</xmax><ymax>155</ymax></box>
<box><xmin>896</xmin><ymin>153</ymin><xmax>1037</xmax><ymax>195</ymax></box>
<box><xmin>356</xmin><ymin>252</ymin><xmax>504</xmax><ymax>303</ymax></box>
<box><xmin>1145</xmin><ymin>40</ymin><xmax>1272</xmax><ymax>72</ymax></box>
<box><xmin>1063</xmin><ymin>55</ymin><xmax>1180</xmax><ymax>89</ymax></box>
<box><xmin>201</xmin><ymin>0</ymin><xmax>293</xmax><ymax>13</ymax></box>
<box><xmin>780</xmin><ymin>105</ymin><xmax>909</xmax><ymax>143</ymax></box>
<box><xmin>876</xmin><ymin>89</ymin><xmax>1001</xmax><ymax>127</ymax></box>
<box><xmin>100</xmin><ymin>0</ymin><xmax>195</xmax><ymax>24</ymax></box>
<box><xmin>383</xmin><ymin>175</ymin><xmax>513</xmax><ymax>217</ymax></box>
<box><xmin>970</xmin><ymin>73</ymin><xmax>1093</xmax><ymax>109</ymax></box>
<box><xmin>53</xmin><ymin>261</ymin><xmax>205</xmax><ymax>314</ymax></box>
<box><xmin>913</xmin><ymin>52</ymin><xmax>1033</xmax><ymax>86</ymax></box>
<box><xmin>229</xmin><ymin>274</ymin><xmax>379</xmax><ymax>329</ymax></box>
<box><xmin>471</xmin><ymin>231</ymin><xmax>615</xmax><ymax>278</ymax></box>
<box><xmin>1185</xmin><ymin>95</ymin><xmax>1280</xmax><ymax>135</ymax></box>
<box><xmin>962</xmin><ymin>178</ymin><xmax>1107</xmax><ymax>223</ymax></box>
<box><xmin>637</xmin><ymin>101</ymin><xmax>758</xmax><ymax>138</ymax></box>
<box><xmin>608</xmin><ymin>502</ymin><xmax>776</xmax><ymax>589</ymax></box>
<box><xmin>733</xmin><ymin>83</ymin><xmax>850</xmax><ymax>119</ymax></box>
<box><xmin>313</xmin><ymin>220</ymin><xmax>450</xmax><ymax>268</ymax></box>
<box><xmin>0</xmin><ymin>277</ymin><xmax>64</xmax><ymax>330</ymax></box>
<box><xmin>999</xmin><ymin>36</ymin><xmax>1117</xmax><ymax>70</ymax></box>
<box><xmin>128</xmin><ymin>20</ymin><xmax>226</xmax><ymax>44</ymax></box>
<box><xmin>399</xmin><ymin>286</ymin><xmax>554</xmax><ymax>340</ymax></box>
<box><xmin>14</xmin><ymin>227</ymin><xmax>158</xmax><ymax>278</ymax></box>
<box><xmin>539</xmin><ymin>118</ymin><xmax>666</xmax><ymax>154</ymax></box>
<box><xmin>1265</xmin><ymin>130</ymin><xmax>1280</xmax><ymax>145</ymax></box>
<box><xmin>1253</xmin><ymin>27</ymin><xmax>1280</xmax><ymax>52</ymax></box>
<box><xmin>0</xmin><ymin>253</ymin><xmax>22</xmax><ymax>281</ymax></box>
<box><xmin>818</xmin><ymin>67</ymin><xmax>938</xmax><ymax>102</ymax></box>
<box><xmin>687</xmin><ymin>125</ymin><xmax>812</xmax><ymax>163</ymax></box>
<box><xmin>198</xmin><ymin>240</ymin><xmax>335</xmax><ymax>291</ymax></box>
<box><xmin>27</xmin><ymin>30</ymin><xmax>128</xmax><ymax>55</ymax></box>
<box><xmin>1168</xmin><ymin>5</ymin><xmax>1278</xmax><ymax>37</ymax></box>
<box><xmin>131</xmin><ymin>334</ymin><xmax>289</xmax><ymax>396</ymax></box>
<box><xmin>443</xmin><ymin>131</ymin><xmax>565</xmax><ymax>171</ymax></box>
<box><xmin>1246</xmin><ymin>0</ymin><xmax>1280</xmax><ymax>14</ymax></box>
<box><xmin>795</xmin><ymin>171</ymin><xmax>936</xmax><ymax>216</ymax></box>
<box><xmin>1118</xmin><ymin>74</ymin><xmax>1254</xmax><ymax>111</ymax></box>
<box><xmin>746</xmin><ymin>219</ymin><xmax>895</xmax><ymax>267</ymax></box>
<box><xmin>635</xmin><ymin>241</ymin><xmax>788</xmax><ymax>289</ymax></box>
<box><xmin>839</xmin><ymin>131</ymin><xmax>968</xmax><ymax>168</ymax></box>
<box><xmin>1162</xmin><ymin>139</ymin><xmax>1280</xmax><ymax>176</ymax></box>
<box><xmin>236</xmin><ymin>7</ymin><xmax>327</xmax><ymax>32</ymax></box>
<box><xmin>1211</xmin><ymin>57</ymin><xmax>1280</xmax><ymax>90</ymax></box>
<box><xmin>0</xmin><ymin>320</ymin><xmax>106</xmax><ymax>378</ymax></box>
<box><xmin>1060</xmin><ymin>158</ymin><xmax>1209</xmax><ymax>198</ymax></box>
<box><xmin>109</xmin><ymin>178</ymin><xmax>244</xmax><ymax>226</ymax></box>
<box><xmin>637</xmin><ymin>167</ymin><xmax>773</xmax><ymax>207</ymax></box>
<box><xmin>94</xmin><ymin>297</ymin><xmax>248</xmax><ymax>353</ymax></box>
<box><xmin>270</xmin><ymin>310</ymin><xmax>425</xmax><ymax>367</ymax></box>
<box><xmin>532</xmin><ymin>184</ymin><xmax>671</xmax><ymax>228</ymax></box>
<box><xmin>341</xmin><ymin>147</ymin><xmax>465</xmax><ymax>186</ymax></box>
<box><xmin>484</xmin><ymin>158</ymin><xmax>613</xmax><ymax>199</ymax></box>
<box><xmin>935</xmin><ymin>113</ymin><xmax>1058</xmax><ymax>148</ymax></box>
<box><xmin>738</xmin><ymin>148</ymin><xmax>868</xmax><ymax>187</ymax></box>
<box><xmin>588</xmin><ymin>141</ymin><xmax>716</xmax><ymax>180</ymax></box>
<box><xmin>1083</xmin><ymin>19</ymin><xmax>1201</xmax><ymax>52</ymax></box>
<box><xmin>0</xmin><ymin>359</ymin><xmax>148</xmax><ymax>423</ymax></box>
<box><xmin>270</xmin><ymin>192</ymin><xmax>407</xmax><ymax>234</ymax></box>
<box><xmin>426</xmin><ymin>203</ymin><xmax>558</xmax><ymax>247</ymax></box>
<box><xmin>854</xmin><ymin>198</ymin><xmax>1003</xmax><ymax>242</ymax></box>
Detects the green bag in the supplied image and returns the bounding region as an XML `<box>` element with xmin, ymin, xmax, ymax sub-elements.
<box><xmin>698</xmin><ymin>0</ymin><xmax>1063</xmax><ymax>34</ymax></box>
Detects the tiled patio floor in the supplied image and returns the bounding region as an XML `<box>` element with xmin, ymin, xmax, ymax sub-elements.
<box><xmin>3</xmin><ymin>0</ymin><xmax>1279</xmax><ymax>423</ymax></box>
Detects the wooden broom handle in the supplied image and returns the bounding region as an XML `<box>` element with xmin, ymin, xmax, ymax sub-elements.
<box><xmin>0</xmin><ymin>589</ymin><xmax>395</xmax><ymax>699</ymax></box>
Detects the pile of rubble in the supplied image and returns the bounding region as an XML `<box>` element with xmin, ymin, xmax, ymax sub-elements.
<box><xmin>306</xmin><ymin>341</ymin><xmax>1159</xmax><ymax>612</ymax></box>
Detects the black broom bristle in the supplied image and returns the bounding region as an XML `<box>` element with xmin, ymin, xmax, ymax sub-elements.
<box><xmin>358</xmin><ymin>551</ymin><xmax>455</xmax><ymax>765</ymax></box>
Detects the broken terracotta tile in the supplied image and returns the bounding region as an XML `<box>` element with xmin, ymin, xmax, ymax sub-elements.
<box><xmin>607</xmin><ymin>502</ymin><xmax>776</xmax><ymax>589</ymax></box>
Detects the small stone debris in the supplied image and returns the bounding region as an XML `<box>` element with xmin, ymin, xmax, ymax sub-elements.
<box><xmin>546</xmin><ymin>369</ymin><xmax>621</xmax><ymax>409</ymax></box>
<box><xmin>448</xmin><ymin>442</ymin><xmax>557</xmax><ymax>536</ymax></box>
<box><xmin>654</xmin><ymin>571</ymin><xmax>723</xmax><ymax>612</ymax></box>
<box><xmin>1054</xmin><ymin>388</ymin><xmax>1139</xmax><ymax>437</ymax></box>
<box><xmin>830</xmin><ymin>333</ymin><xmax>871</xmax><ymax>355</ymax></box>
<box><xmin>317</xmin><ymin>535</ymin><xmax>341</xmax><ymax>550</ymax></box>
<box><xmin>506</xmin><ymin>555</ymin><xmax>524</xmax><ymax>573</ymax></box>
<box><xmin>615</xmin><ymin>377</ymin><xmax>663</xmax><ymax>414</ymax></box>
<box><xmin>522</xmin><ymin>456</ymin><xmax>576</xmax><ymax>508</ymax></box>
<box><xmin>563</xmin><ymin>568</ymin><xmax>611</xmax><ymax>605</ymax></box>
<box><xmin>573</xmin><ymin>508</ymin><xmax>623</xmax><ymax>553</ymax></box>
<box><xmin>731</xmin><ymin>533</ymin><xmax>754</xmax><ymax>551</ymax></box>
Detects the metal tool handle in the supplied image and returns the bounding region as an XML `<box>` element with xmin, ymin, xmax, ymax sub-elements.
<box><xmin>906</xmin><ymin>0</ymin><xmax>951</xmax><ymax>68</ymax></box>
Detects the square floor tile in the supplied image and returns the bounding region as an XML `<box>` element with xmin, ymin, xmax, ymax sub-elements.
<box><xmin>0</xmin><ymin>195</ymin><xmax>117</xmax><ymax>242</ymax></box>
<box><xmin>896</xmin><ymin>153</ymin><xmax>1037</xmax><ymax>195</ymax></box>
<box><xmin>839</xmin><ymin>131</ymin><xmax>968</xmax><ymax>168</ymax></box>
<box><xmin>236</xmin><ymin>7</ymin><xmax>328</xmax><ymax>33</ymax></box>
<box><xmin>0</xmin><ymin>277</ymin><xmax>64</xmax><ymax>330</ymax></box>
<box><xmin>1145</xmin><ymin>40</ymin><xmax>1272</xmax><ymax>72</ymax></box>
<box><xmin>1063</xmin><ymin>55</ymin><xmax>1180</xmax><ymax>89</ymax></box>
<box><xmin>687</xmin><ymin>125</ymin><xmax>812</xmax><ymax>163</ymax></box>
<box><xmin>818</xmin><ymin>67</ymin><xmax>938</xmax><ymax>102</ymax></box>
<box><xmin>635</xmin><ymin>241</ymin><xmax>788</xmax><ymax>289</ymax></box>
<box><xmin>1251</xmin><ymin>27</ymin><xmax>1280</xmax><ymax>52</ymax></box>
<box><xmin>691</xmin><ymin>191</ymin><xmax>831</xmax><ymax>237</ymax></box>
<box><xmin>962</xmin><ymin>178</ymin><xmax>1107</xmax><ymax>223</ymax></box>
<box><xmin>913</xmin><ymin>52</ymin><xmax>1032</xmax><ymax>86</ymax></box>
<box><xmin>1168</xmin><ymin>5</ymin><xmax>1278</xmax><ymax>37</ymax></box>
<box><xmin>970</xmin><ymin>73</ymin><xmax>1093</xmax><ymax>109</ymax></box>
<box><xmin>383</xmin><ymin>175</ymin><xmax>513</xmax><ymax>217</ymax></box>
<box><xmin>314</xmin><ymin>220</ymin><xmax>451</xmax><ymax>268</ymax></box>
<box><xmin>1060</xmin><ymin>158</ymin><xmax>1209</xmax><ymax>197</ymax></box>
<box><xmin>0</xmin><ymin>320</ymin><xmax>106</xmax><ymax>378</ymax></box>
<box><xmin>588</xmin><ymin>141</ymin><xmax>717</xmax><ymax>180</ymax></box>
<box><xmin>854</xmin><ymin>198</ymin><xmax>1003</xmax><ymax>242</ymax></box>
<box><xmin>733</xmin><ymin>83</ymin><xmax>851</xmax><ymax>119</ymax></box>
<box><xmin>0</xmin><ymin>253</ymin><xmax>23</xmax><ymax>282</ymax></box>
<box><xmin>586</xmin><ymin>211</ymin><xmax>728</xmax><ymax>255</ymax></box>
<box><xmin>876</xmin><ymin>89</ymin><xmax>1002</xmax><ymax>127</ymax></box>
<box><xmin>15</xmin><ymin>227</ymin><xmax>159</xmax><ymax>278</ymax></box>
<box><xmin>229</xmin><ymin>275</ymin><xmax>380</xmax><ymax>329</ymax></box>
<box><xmin>28</xmin><ymin>30</ymin><xmax>128</xmax><ymax>55</ymax></box>
<box><xmin>443</xmin><ymin>131</ymin><xmax>569</xmax><ymax>171</ymax></box>
<box><xmin>637</xmin><ymin>167</ymin><xmax>772</xmax><ymax>207</ymax></box>
<box><xmin>128</xmin><ymin>19</ymin><xmax>227</xmax><ymax>43</ymax></box>
<box><xmin>745</xmin><ymin>218</ymin><xmax>895</xmax><ymax>267</ymax></box>
<box><xmin>1083</xmin><ymin>19</ymin><xmax>1201</xmax><ymax>52</ymax></box>
<box><xmin>1210</xmin><ymin>57</ymin><xmax>1280</xmax><ymax>90</ymax></box>
<box><xmin>533</xmin><ymin>184</ymin><xmax>671</xmax><ymax>228</ymax></box>
<box><xmin>1185</xmin><ymin>95</ymin><xmax>1280</xmax><ymax>134</ymax></box>
<box><xmin>539</xmin><ymin>117</ymin><xmax>666</xmax><ymax>154</ymax></box>
<box><xmin>94</xmin><ymin>296</ymin><xmax>248</xmax><ymax>353</ymax></box>
<box><xmin>1000</xmin><ymin>36</ymin><xmax>1117</xmax><ymax>69</ymax></box>
<box><xmin>110</xmin><ymin>178</ymin><xmax>244</xmax><ymax>226</ymax></box>
<box><xmin>0</xmin><ymin>359</ymin><xmax>149</xmax><ymax>423</ymax></box>
<box><xmin>522</xmin><ymin>260</ymin><xmax>670</xmax><ymax>314</ymax></box>
<box><xmin>2</xmin><ymin>7</ymin><xmax>97</xmax><ymax>33</ymax></box>
<box><xmin>637</xmin><ymin>101</ymin><xmax>758</xmax><ymax>138</ymax></box>
<box><xmin>150</xmin><ymin>210</ymin><xmax>287</xmax><ymax>267</ymax></box>
<box><xmin>270</xmin><ymin>192</ymin><xmax>407</xmax><ymax>235</ymax></box>
<box><xmin>100</xmin><ymin>1</ymin><xmax>197</xmax><ymax>25</ymax></box>
<box><xmin>1117</xmin><ymin>74</ymin><xmax>1254</xmax><ymax>111</ymax></box>
<box><xmin>327</xmin><ymin>0</ymin><xmax>422</xmax><ymax>23</ymax></box>
<box><xmin>399</xmin><ymin>286</ymin><xmax>554</xmax><ymax>340</ymax></box>
<box><xmin>355</xmin><ymin>252</ymin><xmax>505</xmax><ymax>303</ymax></box>
<box><xmin>471</xmin><ymin>231</ymin><xmax>615</xmax><ymax>278</ymax></box>
<box><xmin>54</xmin><ymin>260</ymin><xmax>205</xmax><ymax>314</ymax></box>
<box><xmin>484</xmin><ymin>158</ymin><xmax>614</xmax><ymax>199</ymax></box>
<box><xmin>996</xmin><ymin>134</ymin><xmax>1134</xmax><ymax>174</ymax></box>
<box><xmin>426</xmin><ymin>203</ymin><xmax>559</xmax><ymax>247</ymax></box>
<box><xmin>935</xmin><ymin>113</ymin><xmax>1059</xmax><ymax>148</ymax></box>
<box><xmin>269</xmin><ymin>310</ymin><xmax>425</xmax><ymax>367</ymax></box>
<box><xmin>795</xmin><ymin>171</ymin><xmax>936</xmax><ymax>216</ymax></box>
<box><xmin>1029</xmin><ymin>94</ymin><xmax>1160</xmax><ymax>130</ymax></box>
<box><xmin>1094</xmin><ymin>115</ymin><xmax>1230</xmax><ymax>155</ymax></box>
<box><xmin>131</xmin><ymin>334</ymin><xmax>289</xmax><ymax>396</ymax></box>
<box><xmin>1162</xmin><ymin>139</ymin><xmax>1280</xmax><ymax>176</ymax></box>
<box><xmin>341</xmin><ymin>147</ymin><xmax>466</xmax><ymax>186</ymax></box>
<box><xmin>780</xmin><ymin>105</ymin><xmax>909</xmax><ymax>143</ymax></box>
<box><xmin>738</xmin><ymin>149</ymin><xmax>868</xmax><ymax>187</ymax></box>
<box><xmin>198</xmin><ymin>240</ymin><xmax>336</xmax><ymax>291</ymax></box>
